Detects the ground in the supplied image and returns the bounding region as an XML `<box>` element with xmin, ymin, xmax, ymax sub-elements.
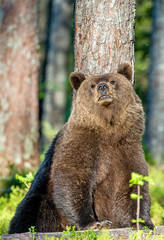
<box><xmin>1</xmin><ymin>226</ymin><xmax>164</xmax><ymax>240</ymax></box>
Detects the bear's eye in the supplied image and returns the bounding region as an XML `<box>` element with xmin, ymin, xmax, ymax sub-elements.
<box><xmin>110</xmin><ymin>80</ymin><xmax>115</xmax><ymax>85</ymax></box>
<box><xmin>91</xmin><ymin>84</ymin><xmax>95</xmax><ymax>89</ymax></box>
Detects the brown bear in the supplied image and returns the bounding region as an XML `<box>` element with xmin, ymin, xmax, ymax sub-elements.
<box><xmin>9</xmin><ymin>63</ymin><xmax>154</xmax><ymax>233</ymax></box>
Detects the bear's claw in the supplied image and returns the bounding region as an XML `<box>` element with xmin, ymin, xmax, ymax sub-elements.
<box><xmin>87</xmin><ymin>220</ymin><xmax>112</xmax><ymax>230</ymax></box>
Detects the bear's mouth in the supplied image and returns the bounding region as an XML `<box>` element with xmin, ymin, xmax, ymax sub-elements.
<box><xmin>98</xmin><ymin>95</ymin><xmax>113</xmax><ymax>102</ymax></box>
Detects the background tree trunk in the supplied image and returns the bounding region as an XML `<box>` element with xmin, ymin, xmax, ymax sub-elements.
<box><xmin>41</xmin><ymin>0</ymin><xmax>72</xmax><ymax>149</ymax></box>
<box><xmin>0</xmin><ymin>0</ymin><xmax>39</xmax><ymax>176</ymax></box>
<box><xmin>74</xmin><ymin>0</ymin><xmax>135</xmax><ymax>80</ymax></box>
<box><xmin>145</xmin><ymin>0</ymin><xmax>164</xmax><ymax>164</ymax></box>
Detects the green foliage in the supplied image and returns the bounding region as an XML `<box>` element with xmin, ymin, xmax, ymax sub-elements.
<box><xmin>45</xmin><ymin>235</ymin><xmax>55</xmax><ymax>240</ymax></box>
<box><xmin>0</xmin><ymin>164</ymin><xmax>28</xmax><ymax>195</ymax></box>
<box><xmin>45</xmin><ymin>228</ymin><xmax>164</xmax><ymax>240</ymax></box>
<box><xmin>131</xmin><ymin>218</ymin><xmax>145</xmax><ymax>224</ymax></box>
<box><xmin>129</xmin><ymin>172</ymin><xmax>152</xmax><ymax>187</ymax></box>
<box><xmin>151</xmin><ymin>202</ymin><xmax>164</xmax><ymax>227</ymax></box>
<box><xmin>149</xmin><ymin>167</ymin><xmax>164</xmax><ymax>225</ymax></box>
<box><xmin>15</xmin><ymin>172</ymin><xmax>34</xmax><ymax>189</ymax></box>
<box><xmin>129</xmin><ymin>230</ymin><xmax>164</xmax><ymax>240</ymax></box>
<box><xmin>0</xmin><ymin>172</ymin><xmax>34</xmax><ymax>234</ymax></box>
<box><xmin>29</xmin><ymin>226</ymin><xmax>36</xmax><ymax>240</ymax></box>
<box><xmin>130</xmin><ymin>193</ymin><xmax>143</xmax><ymax>200</ymax></box>
<box><xmin>143</xmin><ymin>145</ymin><xmax>155</xmax><ymax>165</ymax></box>
<box><xmin>56</xmin><ymin>226</ymin><xmax>114</xmax><ymax>240</ymax></box>
<box><xmin>41</xmin><ymin>121</ymin><xmax>58</xmax><ymax>142</ymax></box>
<box><xmin>0</xmin><ymin>186</ymin><xmax>26</xmax><ymax>234</ymax></box>
<box><xmin>135</xmin><ymin>0</ymin><xmax>153</xmax><ymax>105</ymax></box>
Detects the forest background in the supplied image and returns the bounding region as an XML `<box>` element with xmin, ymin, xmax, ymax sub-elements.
<box><xmin>0</xmin><ymin>0</ymin><xmax>164</xmax><ymax>235</ymax></box>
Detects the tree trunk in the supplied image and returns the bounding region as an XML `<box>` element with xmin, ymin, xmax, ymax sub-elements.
<box><xmin>74</xmin><ymin>0</ymin><xmax>135</xmax><ymax>80</ymax></box>
<box><xmin>145</xmin><ymin>0</ymin><xmax>164</xmax><ymax>164</ymax></box>
<box><xmin>41</xmin><ymin>0</ymin><xmax>72</xmax><ymax>149</ymax></box>
<box><xmin>0</xmin><ymin>0</ymin><xmax>39</xmax><ymax>176</ymax></box>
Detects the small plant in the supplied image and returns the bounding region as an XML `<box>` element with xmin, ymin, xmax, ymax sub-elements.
<box><xmin>29</xmin><ymin>226</ymin><xmax>36</xmax><ymax>240</ymax></box>
<box><xmin>57</xmin><ymin>226</ymin><xmax>114</xmax><ymax>240</ymax></box>
<box><xmin>58</xmin><ymin>226</ymin><xmax>97</xmax><ymax>240</ymax></box>
<box><xmin>129</xmin><ymin>172</ymin><xmax>152</xmax><ymax>231</ymax></box>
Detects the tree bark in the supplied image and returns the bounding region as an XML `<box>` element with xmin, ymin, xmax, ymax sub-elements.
<box><xmin>145</xmin><ymin>0</ymin><xmax>164</xmax><ymax>164</ymax></box>
<box><xmin>0</xmin><ymin>0</ymin><xmax>39</xmax><ymax>176</ymax></box>
<box><xmin>74</xmin><ymin>0</ymin><xmax>135</xmax><ymax>80</ymax></box>
<box><xmin>41</xmin><ymin>0</ymin><xmax>72</xmax><ymax>148</ymax></box>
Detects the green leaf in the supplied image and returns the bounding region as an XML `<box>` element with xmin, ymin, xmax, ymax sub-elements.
<box><xmin>129</xmin><ymin>172</ymin><xmax>153</xmax><ymax>187</ymax></box>
<box><xmin>130</xmin><ymin>193</ymin><xmax>143</xmax><ymax>199</ymax></box>
<box><xmin>139</xmin><ymin>218</ymin><xmax>145</xmax><ymax>223</ymax></box>
<box><xmin>138</xmin><ymin>180</ymin><xmax>144</xmax><ymax>186</ymax></box>
<box><xmin>130</xmin><ymin>193</ymin><xmax>138</xmax><ymax>199</ymax></box>
<box><xmin>131</xmin><ymin>219</ymin><xmax>137</xmax><ymax>223</ymax></box>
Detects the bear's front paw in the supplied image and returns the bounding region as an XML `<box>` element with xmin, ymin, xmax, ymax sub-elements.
<box><xmin>86</xmin><ymin>220</ymin><xmax>112</xmax><ymax>230</ymax></box>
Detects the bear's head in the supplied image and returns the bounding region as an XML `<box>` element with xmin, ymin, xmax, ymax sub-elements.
<box><xmin>69</xmin><ymin>63</ymin><xmax>144</xmax><ymax>141</ymax></box>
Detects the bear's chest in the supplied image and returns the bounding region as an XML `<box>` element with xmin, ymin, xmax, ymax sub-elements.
<box><xmin>93</xmin><ymin>143</ymin><xmax>136</xmax><ymax>222</ymax></box>
<box><xmin>95</xmin><ymin>144</ymin><xmax>131</xmax><ymax>186</ymax></box>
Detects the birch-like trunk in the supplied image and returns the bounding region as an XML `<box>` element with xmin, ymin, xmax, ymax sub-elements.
<box><xmin>74</xmin><ymin>0</ymin><xmax>135</xmax><ymax>80</ymax></box>
<box><xmin>0</xmin><ymin>0</ymin><xmax>39</xmax><ymax>176</ymax></box>
<box><xmin>146</xmin><ymin>0</ymin><xmax>164</xmax><ymax>164</ymax></box>
<box><xmin>41</xmin><ymin>0</ymin><xmax>72</xmax><ymax>148</ymax></box>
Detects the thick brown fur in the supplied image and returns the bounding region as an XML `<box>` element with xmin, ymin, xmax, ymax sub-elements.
<box><xmin>9</xmin><ymin>63</ymin><xmax>154</xmax><ymax>233</ymax></box>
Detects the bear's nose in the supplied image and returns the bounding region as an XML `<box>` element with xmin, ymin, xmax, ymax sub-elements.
<box><xmin>97</xmin><ymin>83</ymin><xmax>109</xmax><ymax>94</ymax></box>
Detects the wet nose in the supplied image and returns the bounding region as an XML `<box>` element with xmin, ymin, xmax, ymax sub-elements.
<box><xmin>97</xmin><ymin>83</ymin><xmax>109</xmax><ymax>94</ymax></box>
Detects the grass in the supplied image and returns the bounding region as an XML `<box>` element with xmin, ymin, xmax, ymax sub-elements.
<box><xmin>39</xmin><ymin>227</ymin><xmax>164</xmax><ymax>240</ymax></box>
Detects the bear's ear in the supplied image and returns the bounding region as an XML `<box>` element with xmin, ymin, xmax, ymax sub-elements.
<box><xmin>69</xmin><ymin>72</ymin><xmax>86</xmax><ymax>90</ymax></box>
<box><xmin>117</xmin><ymin>63</ymin><xmax>132</xmax><ymax>82</ymax></box>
